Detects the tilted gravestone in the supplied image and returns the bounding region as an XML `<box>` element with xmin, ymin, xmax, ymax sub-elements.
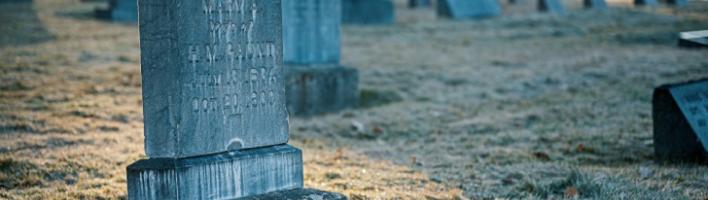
<box><xmin>342</xmin><ymin>0</ymin><xmax>395</xmax><ymax>25</ymax></box>
<box><xmin>653</xmin><ymin>79</ymin><xmax>708</xmax><ymax>162</ymax></box>
<box><xmin>634</xmin><ymin>0</ymin><xmax>659</xmax><ymax>6</ymax></box>
<box><xmin>127</xmin><ymin>0</ymin><xmax>307</xmax><ymax>198</ymax></box>
<box><xmin>409</xmin><ymin>0</ymin><xmax>431</xmax><ymax>8</ymax></box>
<box><xmin>283</xmin><ymin>0</ymin><xmax>359</xmax><ymax>116</ymax></box>
<box><xmin>678</xmin><ymin>30</ymin><xmax>708</xmax><ymax>48</ymax></box>
<box><xmin>437</xmin><ymin>0</ymin><xmax>501</xmax><ymax>19</ymax></box>
<box><xmin>583</xmin><ymin>0</ymin><xmax>608</xmax><ymax>10</ymax></box>
<box><xmin>538</xmin><ymin>0</ymin><xmax>564</xmax><ymax>14</ymax></box>
<box><xmin>95</xmin><ymin>0</ymin><xmax>137</xmax><ymax>22</ymax></box>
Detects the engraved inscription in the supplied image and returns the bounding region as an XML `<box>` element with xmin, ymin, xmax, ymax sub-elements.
<box><xmin>187</xmin><ymin>0</ymin><xmax>281</xmax><ymax>132</ymax></box>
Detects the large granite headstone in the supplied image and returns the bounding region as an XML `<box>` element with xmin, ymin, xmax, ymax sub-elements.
<box><xmin>583</xmin><ymin>0</ymin><xmax>608</xmax><ymax>10</ymax></box>
<box><xmin>283</xmin><ymin>0</ymin><xmax>359</xmax><ymax>116</ymax></box>
<box><xmin>95</xmin><ymin>0</ymin><xmax>137</xmax><ymax>22</ymax></box>
<box><xmin>128</xmin><ymin>0</ymin><xmax>306</xmax><ymax>199</ymax></box>
<box><xmin>437</xmin><ymin>0</ymin><xmax>501</xmax><ymax>19</ymax></box>
<box><xmin>634</xmin><ymin>0</ymin><xmax>659</xmax><ymax>6</ymax></box>
<box><xmin>653</xmin><ymin>79</ymin><xmax>708</xmax><ymax>162</ymax></box>
<box><xmin>342</xmin><ymin>0</ymin><xmax>395</xmax><ymax>25</ymax></box>
<box><xmin>409</xmin><ymin>0</ymin><xmax>431</xmax><ymax>8</ymax></box>
<box><xmin>678</xmin><ymin>30</ymin><xmax>708</xmax><ymax>48</ymax></box>
<box><xmin>538</xmin><ymin>0</ymin><xmax>564</xmax><ymax>14</ymax></box>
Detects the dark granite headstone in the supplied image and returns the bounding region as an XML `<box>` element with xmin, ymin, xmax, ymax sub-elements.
<box><xmin>283</xmin><ymin>0</ymin><xmax>359</xmax><ymax>116</ymax></box>
<box><xmin>342</xmin><ymin>0</ymin><xmax>395</xmax><ymax>25</ymax></box>
<box><xmin>678</xmin><ymin>30</ymin><xmax>708</xmax><ymax>48</ymax></box>
<box><xmin>128</xmin><ymin>0</ymin><xmax>311</xmax><ymax>199</ymax></box>
<box><xmin>409</xmin><ymin>0</ymin><xmax>431</xmax><ymax>8</ymax></box>
<box><xmin>95</xmin><ymin>0</ymin><xmax>137</xmax><ymax>22</ymax></box>
<box><xmin>667</xmin><ymin>0</ymin><xmax>688</xmax><ymax>6</ymax></box>
<box><xmin>538</xmin><ymin>0</ymin><xmax>564</xmax><ymax>14</ymax></box>
<box><xmin>653</xmin><ymin>79</ymin><xmax>708</xmax><ymax>162</ymax></box>
<box><xmin>437</xmin><ymin>0</ymin><xmax>501</xmax><ymax>19</ymax></box>
<box><xmin>634</xmin><ymin>0</ymin><xmax>659</xmax><ymax>6</ymax></box>
<box><xmin>583</xmin><ymin>0</ymin><xmax>608</xmax><ymax>10</ymax></box>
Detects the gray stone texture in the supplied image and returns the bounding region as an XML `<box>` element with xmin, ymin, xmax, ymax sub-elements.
<box><xmin>285</xmin><ymin>64</ymin><xmax>359</xmax><ymax>116</ymax></box>
<box><xmin>138</xmin><ymin>0</ymin><xmax>289</xmax><ymax>158</ymax></box>
<box><xmin>538</xmin><ymin>0</ymin><xmax>564</xmax><ymax>14</ymax></box>
<box><xmin>653</xmin><ymin>79</ymin><xmax>708</xmax><ymax>162</ymax></box>
<box><xmin>583</xmin><ymin>0</ymin><xmax>608</xmax><ymax>10</ymax></box>
<box><xmin>342</xmin><ymin>0</ymin><xmax>395</xmax><ymax>25</ymax></box>
<box><xmin>437</xmin><ymin>0</ymin><xmax>501</xmax><ymax>19</ymax></box>
<box><xmin>678</xmin><ymin>30</ymin><xmax>708</xmax><ymax>48</ymax></box>
<box><xmin>283</xmin><ymin>0</ymin><xmax>341</xmax><ymax>65</ymax></box>
<box><xmin>634</xmin><ymin>0</ymin><xmax>659</xmax><ymax>6</ymax></box>
<box><xmin>128</xmin><ymin>145</ymin><xmax>304</xmax><ymax>200</ymax></box>
<box><xmin>409</xmin><ymin>0</ymin><xmax>431</xmax><ymax>8</ymax></box>
<box><xmin>96</xmin><ymin>0</ymin><xmax>138</xmax><ymax>22</ymax></box>
<box><xmin>236</xmin><ymin>188</ymin><xmax>347</xmax><ymax>200</ymax></box>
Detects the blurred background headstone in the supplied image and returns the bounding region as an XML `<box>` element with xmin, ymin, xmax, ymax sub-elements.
<box><xmin>283</xmin><ymin>0</ymin><xmax>359</xmax><ymax>116</ymax></box>
<box><xmin>95</xmin><ymin>0</ymin><xmax>136</xmax><ymax>22</ymax></box>
<box><xmin>437</xmin><ymin>0</ymin><xmax>501</xmax><ymax>19</ymax></box>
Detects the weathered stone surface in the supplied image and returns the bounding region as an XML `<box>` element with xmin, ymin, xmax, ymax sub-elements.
<box><xmin>437</xmin><ymin>0</ymin><xmax>501</xmax><ymax>19</ymax></box>
<box><xmin>285</xmin><ymin>64</ymin><xmax>359</xmax><ymax>116</ymax></box>
<box><xmin>409</xmin><ymin>0</ymin><xmax>431</xmax><ymax>8</ymax></box>
<box><xmin>583</xmin><ymin>0</ymin><xmax>608</xmax><ymax>10</ymax></box>
<box><xmin>538</xmin><ymin>0</ymin><xmax>564</xmax><ymax>14</ymax></box>
<box><xmin>96</xmin><ymin>0</ymin><xmax>137</xmax><ymax>22</ymax></box>
<box><xmin>342</xmin><ymin>0</ymin><xmax>395</xmax><ymax>25</ymax></box>
<box><xmin>653</xmin><ymin>79</ymin><xmax>708</xmax><ymax>162</ymax></box>
<box><xmin>237</xmin><ymin>188</ymin><xmax>347</xmax><ymax>200</ymax></box>
<box><xmin>634</xmin><ymin>0</ymin><xmax>659</xmax><ymax>6</ymax></box>
<box><xmin>678</xmin><ymin>30</ymin><xmax>708</xmax><ymax>48</ymax></box>
<box><xmin>138</xmin><ymin>0</ymin><xmax>288</xmax><ymax>158</ymax></box>
<box><xmin>282</xmin><ymin>0</ymin><xmax>340</xmax><ymax>64</ymax></box>
<box><xmin>127</xmin><ymin>145</ymin><xmax>304</xmax><ymax>200</ymax></box>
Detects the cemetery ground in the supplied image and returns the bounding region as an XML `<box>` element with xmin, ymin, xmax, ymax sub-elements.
<box><xmin>1</xmin><ymin>0</ymin><xmax>708</xmax><ymax>199</ymax></box>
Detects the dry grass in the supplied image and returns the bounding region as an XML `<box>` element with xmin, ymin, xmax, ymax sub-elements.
<box><xmin>1</xmin><ymin>0</ymin><xmax>708</xmax><ymax>199</ymax></box>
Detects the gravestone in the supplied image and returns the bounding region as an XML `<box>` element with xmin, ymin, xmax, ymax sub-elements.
<box><xmin>538</xmin><ymin>0</ymin><xmax>564</xmax><ymax>14</ymax></box>
<box><xmin>95</xmin><ymin>0</ymin><xmax>137</xmax><ymax>22</ymax></box>
<box><xmin>634</xmin><ymin>0</ymin><xmax>659</xmax><ymax>6</ymax></box>
<box><xmin>667</xmin><ymin>0</ymin><xmax>688</xmax><ymax>6</ymax></box>
<box><xmin>678</xmin><ymin>30</ymin><xmax>708</xmax><ymax>48</ymax></box>
<box><xmin>653</xmin><ymin>79</ymin><xmax>708</xmax><ymax>162</ymax></box>
<box><xmin>283</xmin><ymin>0</ymin><xmax>359</xmax><ymax>116</ymax></box>
<box><xmin>342</xmin><ymin>0</ymin><xmax>395</xmax><ymax>25</ymax></box>
<box><xmin>437</xmin><ymin>0</ymin><xmax>501</xmax><ymax>19</ymax></box>
<box><xmin>583</xmin><ymin>0</ymin><xmax>608</xmax><ymax>10</ymax></box>
<box><xmin>409</xmin><ymin>0</ymin><xmax>431</xmax><ymax>8</ymax></box>
<box><xmin>127</xmin><ymin>0</ymin><xmax>309</xmax><ymax>198</ymax></box>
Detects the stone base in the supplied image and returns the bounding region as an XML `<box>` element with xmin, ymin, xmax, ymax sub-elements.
<box><xmin>342</xmin><ymin>0</ymin><xmax>395</xmax><ymax>25</ymax></box>
<box><xmin>127</xmin><ymin>145</ymin><xmax>304</xmax><ymax>200</ymax></box>
<box><xmin>583</xmin><ymin>0</ymin><xmax>608</xmax><ymax>10</ymax></box>
<box><xmin>95</xmin><ymin>8</ymin><xmax>137</xmax><ymax>22</ymax></box>
<box><xmin>634</xmin><ymin>0</ymin><xmax>659</xmax><ymax>6</ymax></box>
<box><xmin>237</xmin><ymin>188</ymin><xmax>347</xmax><ymax>200</ymax></box>
<box><xmin>285</xmin><ymin>64</ymin><xmax>359</xmax><ymax>116</ymax></box>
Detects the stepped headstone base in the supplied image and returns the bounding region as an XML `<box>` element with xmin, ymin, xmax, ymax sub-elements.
<box><xmin>127</xmin><ymin>145</ymin><xmax>304</xmax><ymax>200</ymax></box>
<box><xmin>237</xmin><ymin>188</ymin><xmax>347</xmax><ymax>200</ymax></box>
<box><xmin>285</xmin><ymin>64</ymin><xmax>359</xmax><ymax>116</ymax></box>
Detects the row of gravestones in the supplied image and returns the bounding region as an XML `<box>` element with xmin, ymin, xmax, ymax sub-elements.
<box><xmin>120</xmin><ymin>0</ymin><xmax>704</xmax><ymax>199</ymax></box>
<box><xmin>346</xmin><ymin>0</ymin><xmax>690</xmax><ymax>24</ymax></box>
